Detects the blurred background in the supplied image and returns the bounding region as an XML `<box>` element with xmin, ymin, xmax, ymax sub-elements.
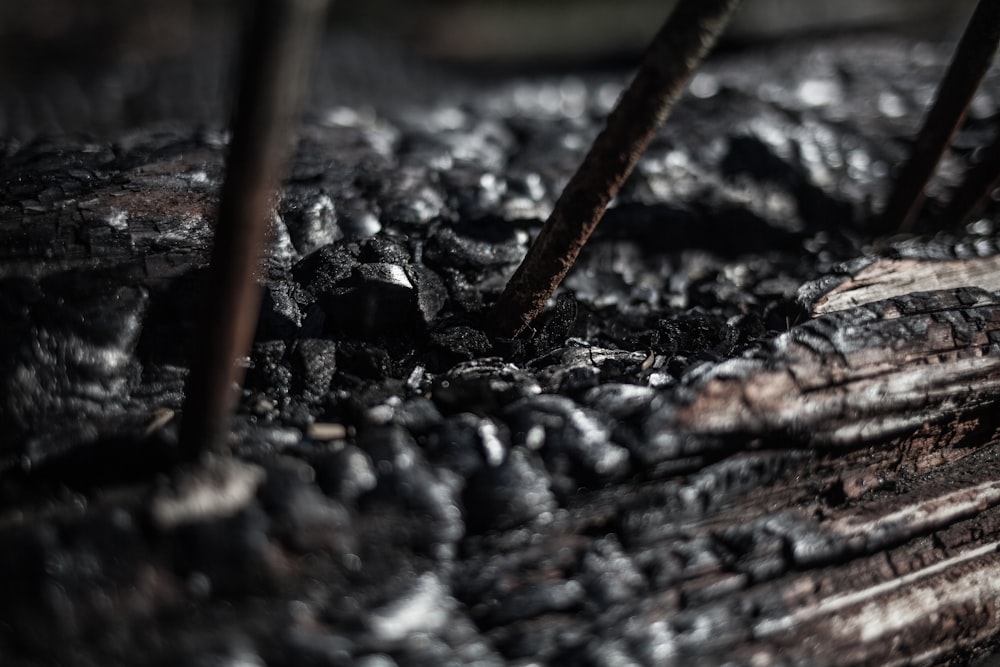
<box><xmin>0</xmin><ymin>0</ymin><xmax>983</xmax><ymax>138</ymax></box>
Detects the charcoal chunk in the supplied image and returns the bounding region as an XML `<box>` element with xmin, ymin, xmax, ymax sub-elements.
<box><xmin>464</xmin><ymin>447</ymin><xmax>556</xmax><ymax>532</ymax></box>
<box><xmin>359</xmin><ymin>426</ymin><xmax>465</xmax><ymax>551</ymax></box>
<box><xmin>582</xmin><ymin>383</ymin><xmax>657</xmax><ymax>419</ymax></box>
<box><xmin>292</xmin><ymin>244</ymin><xmax>359</xmax><ymax>296</ymax></box>
<box><xmin>313</xmin><ymin>444</ymin><xmax>377</xmax><ymax>504</ymax></box>
<box><xmin>245</xmin><ymin>340</ymin><xmax>291</xmax><ymax>397</ymax></box>
<box><xmin>358</xmin><ymin>234</ymin><xmax>410</xmax><ymax>265</ymax></box>
<box><xmin>531</xmin><ymin>291</ymin><xmax>578</xmax><ymax>354</ymax></box>
<box><xmin>423</xmin><ymin>222</ymin><xmax>526</xmax><ymax>271</ymax></box>
<box><xmin>288</xmin><ymin>338</ymin><xmax>338</xmax><ymax>402</ymax></box>
<box><xmin>406</xmin><ymin>265</ymin><xmax>448</xmax><ymax>325</ymax></box>
<box><xmin>259</xmin><ymin>459</ymin><xmax>355</xmax><ymax>554</ymax></box>
<box><xmin>392</xmin><ymin>396</ymin><xmax>444</xmax><ymax>435</ymax></box>
<box><xmin>505</xmin><ymin>394</ymin><xmax>631</xmax><ymax>494</ymax></box>
<box><xmin>440</xmin><ymin>169</ymin><xmax>508</xmax><ymax>220</ymax></box>
<box><xmin>427</xmin><ymin>412</ymin><xmax>509</xmax><ymax>478</ymax></box>
<box><xmin>378</xmin><ymin>167</ymin><xmax>446</xmax><ymax>226</ymax></box>
<box><xmin>258</xmin><ymin>281</ymin><xmax>304</xmax><ymax>340</ymax></box>
<box><xmin>429</xmin><ymin>324</ymin><xmax>493</xmax><ymax>363</ymax></box>
<box><xmin>578</xmin><ymin>535</ymin><xmax>646</xmax><ymax>606</ymax></box>
<box><xmin>433</xmin><ymin>358</ymin><xmax>541</xmax><ymax>413</ymax></box>
<box><xmin>0</xmin><ymin>277</ymin><xmax>146</xmax><ymax>453</ymax></box>
<box><xmin>283</xmin><ymin>191</ymin><xmax>341</xmax><ymax>256</ymax></box>
<box><xmin>364</xmin><ymin>572</ymin><xmax>453</xmax><ymax>643</ymax></box>
<box><xmin>322</xmin><ymin>263</ymin><xmax>444</xmax><ymax>336</ymax></box>
<box><xmin>336</xmin><ymin>341</ymin><xmax>393</xmax><ymax>380</ymax></box>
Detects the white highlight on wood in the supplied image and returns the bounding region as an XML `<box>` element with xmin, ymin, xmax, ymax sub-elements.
<box><xmin>754</xmin><ymin>539</ymin><xmax>1000</xmax><ymax>639</ymax></box>
<box><xmin>812</xmin><ymin>256</ymin><xmax>1000</xmax><ymax>315</ymax></box>
<box><xmin>835</xmin><ymin>479</ymin><xmax>1000</xmax><ymax>543</ymax></box>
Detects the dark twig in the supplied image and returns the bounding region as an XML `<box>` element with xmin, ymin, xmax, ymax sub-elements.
<box><xmin>878</xmin><ymin>0</ymin><xmax>1000</xmax><ymax>235</ymax></box>
<box><xmin>490</xmin><ymin>0</ymin><xmax>742</xmax><ymax>339</ymax></box>
<box><xmin>179</xmin><ymin>0</ymin><xmax>329</xmax><ymax>459</ymax></box>
<box><xmin>938</xmin><ymin>130</ymin><xmax>1000</xmax><ymax>229</ymax></box>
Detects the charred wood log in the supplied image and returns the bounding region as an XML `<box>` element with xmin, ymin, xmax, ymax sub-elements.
<box><xmin>3</xmin><ymin>38</ymin><xmax>1000</xmax><ymax>664</ymax></box>
<box><xmin>653</xmin><ymin>285</ymin><xmax>1000</xmax><ymax>451</ymax></box>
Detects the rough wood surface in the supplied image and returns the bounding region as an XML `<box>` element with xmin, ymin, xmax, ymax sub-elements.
<box><xmin>659</xmin><ymin>287</ymin><xmax>1000</xmax><ymax>449</ymax></box>
<box><xmin>643</xmin><ymin>287</ymin><xmax>1000</xmax><ymax>664</ymax></box>
<box><xmin>812</xmin><ymin>256</ymin><xmax>1000</xmax><ymax>315</ymax></box>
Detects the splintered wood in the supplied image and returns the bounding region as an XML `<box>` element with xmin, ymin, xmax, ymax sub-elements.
<box><xmin>811</xmin><ymin>255</ymin><xmax>1000</xmax><ymax>315</ymax></box>
<box><xmin>636</xmin><ymin>445</ymin><xmax>1000</xmax><ymax>665</ymax></box>
<box><xmin>626</xmin><ymin>258</ymin><xmax>1000</xmax><ymax>662</ymax></box>
<box><xmin>660</xmin><ymin>270</ymin><xmax>1000</xmax><ymax>448</ymax></box>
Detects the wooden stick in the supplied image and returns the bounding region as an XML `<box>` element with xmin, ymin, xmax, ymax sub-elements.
<box><xmin>878</xmin><ymin>0</ymin><xmax>1000</xmax><ymax>234</ymax></box>
<box><xmin>179</xmin><ymin>0</ymin><xmax>329</xmax><ymax>458</ymax></box>
<box><xmin>490</xmin><ymin>0</ymin><xmax>742</xmax><ymax>339</ymax></box>
<box><xmin>938</xmin><ymin>129</ymin><xmax>1000</xmax><ymax>228</ymax></box>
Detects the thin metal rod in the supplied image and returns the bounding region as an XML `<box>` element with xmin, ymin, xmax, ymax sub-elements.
<box><xmin>490</xmin><ymin>0</ymin><xmax>742</xmax><ymax>339</ymax></box>
<box><xmin>878</xmin><ymin>0</ymin><xmax>1000</xmax><ymax>234</ymax></box>
<box><xmin>938</xmin><ymin>131</ymin><xmax>1000</xmax><ymax>228</ymax></box>
<box><xmin>179</xmin><ymin>0</ymin><xmax>329</xmax><ymax>459</ymax></box>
